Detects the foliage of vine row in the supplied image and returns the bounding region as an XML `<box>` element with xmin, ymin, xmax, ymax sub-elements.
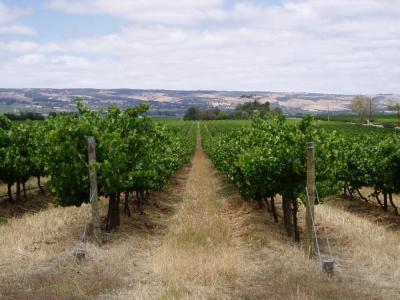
<box><xmin>0</xmin><ymin>103</ymin><xmax>195</xmax><ymax>231</ymax></box>
<box><xmin>202</xmin><ymin>115</ymin><xmax>400</xmax><ymax>240</ymax></box>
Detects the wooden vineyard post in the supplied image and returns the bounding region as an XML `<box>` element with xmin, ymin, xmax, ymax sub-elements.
<box><xmin>88</xmin><ymin>136</ymin><xmax>102</xmax><ymax>246</ymax></box>
<box><xmin>305</xmin><ymin>142</ymin><xmax>315</xmax><ymax>259</ymax></box>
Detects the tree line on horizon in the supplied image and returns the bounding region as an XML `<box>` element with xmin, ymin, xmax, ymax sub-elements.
<box><xmin>183</xmin><ymin>98</ymin><xmax>282</xmax><ymax>121</ymax></box>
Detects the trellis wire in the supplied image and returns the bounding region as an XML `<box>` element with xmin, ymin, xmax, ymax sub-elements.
<box><xmin>79</xmin><ymin>186</ymin><xmax>98</xmax><ymax>243</ymax></box>
<box><xmin>305</xmin><ymin>187</ymin><xmax>323</xmax><ymax>267</ymax></box>
<box><xmin>315</xmin><ymin>187</ymin><xmax>334</xmax><ymax>260</ymax></box>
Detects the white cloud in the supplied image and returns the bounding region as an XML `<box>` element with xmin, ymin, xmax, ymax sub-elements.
<box><xmin>0</xmin><ymin>1</ymin><xmax>16</xmax><ymax>24</ymax></box>
<box><xmin>16</xmin><ymin>53</ymin><xmax>45</xmax><ymax>65</ymax></box>
<box><xmin>0</xmin><ymin>24</ymin><xmax>36</xmax><ymax>36</ymax></box>
<box><xmin>0</xmin><ymin>1</ymin><xmax>35</xmax><ymax>36</ymax></box>
<box><xmin>46</xmin><ymin>0</ymin><xmax>227</xmax><ymax>24</ymax></box>
<box><xmin>1</xmin><ymin>0</ymin><xmax>400</xmax><ymax>93</ymax></box>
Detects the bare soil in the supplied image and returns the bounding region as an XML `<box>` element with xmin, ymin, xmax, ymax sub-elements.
<box><xmin>325</xmin><ymin>192</ymin><xmax>400</xmax><ymax>231</ymax></box>
<box><xmin>0</xmin><ymin>190</ymin><xmax>52</xmax><ymax>222</ymax></box>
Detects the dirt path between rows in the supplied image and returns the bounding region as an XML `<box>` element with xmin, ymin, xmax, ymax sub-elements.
<box><xmin>102</xmin><ymin>126</ymin><xmax>242</xmax><ymax>299</ymax></box>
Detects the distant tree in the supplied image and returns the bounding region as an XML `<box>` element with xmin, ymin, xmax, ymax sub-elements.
<box><xmin>199</xmin><ymin>109</ymin><xmax>218</xmax><ymax>120</ymax></box>
<box><xmin>350</xmin><ymin>95</ymin><xmax>375</xmax><ymax>123</ymax></box>
<box><xmin>235</xmin><ymin>100</ymin><xmax>270</xmax><ymax>118</ymax></box>
<box><xmin>388</xmin><ymin>103</ymin><xmax>400</xmax><ymax>126</ymax></box>
<box><xmin>183</xmin><ymin>107</ymin><xmax>199</xmax><ymax>120</ymax></box>
<box><xmin>182</xmin><ymin>100</ymin><xmax>279</xmax><ymax>120</ymax></box>
<box><xmin>240</xmin><ymin>94</ymin><xmax>257</xmax><ymax>99</ymax></box>
<box><xmin>5</xmin><ymin>112</ymin><xmax>45</xmax><ymax>121</ymax></box>
<box><xmin>48</xmin><ymin>111</ymin><xmax>78</xmax><ymax>118</ymax></box>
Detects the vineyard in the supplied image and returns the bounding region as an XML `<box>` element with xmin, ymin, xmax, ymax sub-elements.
<box><xmin>1</xmin><ymin>112</ymin><xmax>400</xmax><ymax>299</ymax></box>
<box><xmin>202</xmin><ymin>116</ymin><xmax>400</xmax><ymax>240</ymax></box>
<box><xmin>0</xmin><ymin>103</ymin><xmax>196</xmax><ymax>231</ymax></box>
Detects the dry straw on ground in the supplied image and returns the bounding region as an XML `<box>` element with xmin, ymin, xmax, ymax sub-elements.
<box><xmin>152</xmin><ymin>134</ymin><xmax>242</xmax><ymax>299</ymax></box>
<box><xmin>317</xmin><ymin>202</ymin><xmax>400</xmax><ymax>298</ymax></box>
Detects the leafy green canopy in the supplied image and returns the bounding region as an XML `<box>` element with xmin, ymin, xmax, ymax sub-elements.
<box><xmin>0</xmin><ymin>102</ymin><xmax>195</xmax><ymax>207</ymax></box>
<box><xmin>45</xmin><ymin>102</ymin><xmax>194</xmax><ymax>206</ymax></box>
<box><xmin>202</xmin><ymin>114</ymin><xmax>400</xmax><ymax>204</ymax></box>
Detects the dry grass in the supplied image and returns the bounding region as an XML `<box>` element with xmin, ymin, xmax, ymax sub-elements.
<box><xmin>213</xmin><ymin>191</ymin><xmax>374</xmax><ymax>300</ymax></box>
<box><xmin>152</xmin><ymin>133</ymin><xmax>242</xmax><ymax>299</ymax></box>
<box><xmin>0</xmin><ymin>202</ymin><xmax>124</xmax><ymax>298</ymax></box>
<box><xmin>317</xmin><ymin>201</ymin><xmax>400</xmax><ymax>298</ymax></box>
<box><xmin>0</xmin><ymin>203</ymin><xmax>90</xmax><ymax>274</ymax></box>
<box><xmin>0</xmin><ymin>157</ymin><xmax>192</xmax><ymax>299</ymax></box>
<box><xmin>0</xmin><ymin>172</ymin><xmax>189</xmax><ymax>299</ymax></box>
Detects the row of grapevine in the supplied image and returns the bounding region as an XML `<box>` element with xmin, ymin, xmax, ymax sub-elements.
<box><xmin>202</xmin><ymin>115</ymin><xmax>400</xmax><ymax>241</ymax></box>
<box><xmin>0</xmin><ymin>102</ymin><xmax>195</xmax><ymax>231</ymax></box>
<box><xmin>330</xmin><ymin>130</ymin><xmax>400</xmax><ymax>214</ymax></box>
<box><xmin>0</xmin><ymin>116</ymin><xmax>47</xmax><ymax>201</ymax></box>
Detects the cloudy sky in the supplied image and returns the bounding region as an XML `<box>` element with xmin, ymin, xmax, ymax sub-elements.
<box><xmin>0</xmin><ymin>0</ymin><xmax>399</xmax><ymax>94</ymax></box>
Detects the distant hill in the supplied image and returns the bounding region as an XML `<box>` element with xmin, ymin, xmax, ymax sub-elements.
<box><xmin>0</xmin><ymin>88</ymin><xmax>399</xmax><ymax>116</ymax></box>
